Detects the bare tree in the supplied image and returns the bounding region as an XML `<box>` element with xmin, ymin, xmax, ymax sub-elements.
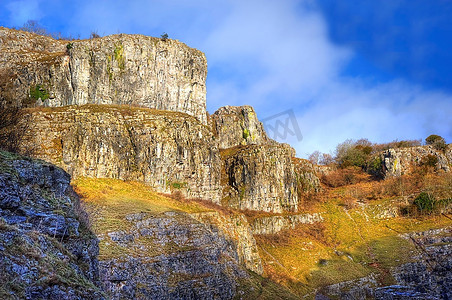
<box><xmin>19</xmin><ymin>20</ymin><xmax>49</xmax><ymax>36</ymax></box>
<box><xmin>0</xmin><ymin>108</ymin><xmax>33</xmax><ymax>155</ymax></box>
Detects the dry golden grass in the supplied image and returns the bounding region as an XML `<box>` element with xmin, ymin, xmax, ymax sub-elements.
<box><xmin>255</xmin><ymin>195</ymin><xmax>452</xmax><ymax>294</ymax></box>
<box><xmin>72</xmin><ymin>177</ymin><xmax>210</xmax><ymax>234</ymax></box>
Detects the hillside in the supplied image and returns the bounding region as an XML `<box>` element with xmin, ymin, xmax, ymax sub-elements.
<box><xmin>0</xmin><ymin>27</ymin><xmax>451</xmax><ymax>299</ymax></box>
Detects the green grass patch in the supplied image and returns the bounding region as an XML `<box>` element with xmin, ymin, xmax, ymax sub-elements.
<box><xmin>29</xmin><ymin>84</ymin><xmax>49</xmax><ymax>101</ymax></box>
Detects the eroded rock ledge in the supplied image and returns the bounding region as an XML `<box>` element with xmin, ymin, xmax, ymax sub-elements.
<box><xmin>0</xmin><ymin>27</ymin><xmax>208</xmax><ymax>124</ymax></box>
<box><xmin>14</xmin><ymin>105</ymin><xmax>222</xmax><ymax>202</ymax></box>
<box><xmin>0</xmin><ymin>151</ymin><xmax>103</xmax><ymax>299</ymax></box>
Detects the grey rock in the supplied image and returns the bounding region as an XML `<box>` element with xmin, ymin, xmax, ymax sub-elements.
<box><xmin>222</xmin><ymin>143</ymin><xmax>298</xmax><ymax>213</ymax></box>
<box><xmin>382</xmin><ymin>145</ymin><xmax>452</xmax><ymax>177</ymax></box>
<box><xmin>0</xmin><ymin>27</ymin><xmax>208</xmax><ymax>125</ymax></box>
<box><xmin>99</xmin><ymin>211</ymin><xmax>256</xmax><ymax>299</ymax></box>
<box><xmin>0</xmin><ymin>152</ymin><xmax>104</xmax><ymax>298</ymax></box>
<box><xmin>210</xmin><ymin>105</ymin><xmax>272</xmax><ymax>149</ymax></box>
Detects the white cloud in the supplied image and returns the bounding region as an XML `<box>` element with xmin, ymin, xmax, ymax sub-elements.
<box><xmin>203</xmin><ymin>0</ymin><xmax>351</xmax><ymax>110</ymax></box>
<box><xmin>295</xmin><ymin>79</ymin><xmax>452</xmax><ymax>157</ymax></box>
<box><xmin>4</xmin><ymin>0</ymin><xmax>450</xmax><ymax>158</ymax></box>
<box><xmin>6</xmin><ymin>0</ymin><xmax>42</xmax><ymax>25</ymax></box>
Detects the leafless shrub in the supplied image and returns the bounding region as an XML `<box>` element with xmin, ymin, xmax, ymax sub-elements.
<box><xmin>90</xmin><ymin>31</ymin><xmax>101</xmax><ymax>39</ymax></box>
<box><xmin>321</xmin><ymin>167</ymin><xmax>370</xmax><ymax>188</ymax></box>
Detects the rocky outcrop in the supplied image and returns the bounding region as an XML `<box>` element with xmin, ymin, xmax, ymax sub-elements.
<box><xmin>12</xmin><ymin>105</ymin><xmax>222</xmax><ymax>202</ymax></box>
<box><xmin>0</xmin><ymin>27</ymin><xmax>208</xmax><ymax>124</ymax></box>
<box><xmin>221</xmin><ymin>144</ymin><xmax>298</xmax><ymax>213</ymax></box>
<box><xmin>98</xmin><ymin>211</ymin><xmax>252</xmax><ymax>299</ymax></box>
<box><xmin>382</xmin><ymin>145</ymin><xmax>452</xmax><ymax>177</ymax></box>
<box><xmin>318</xmin><ymin>227</ymin><xmax>452</xmax><ymax>300</ymax></box>
<box><xmin>210</xmin><ymin>105</ymin><xmax>271</xmax><ymax>149</ymax></box>
<box><xmin>251</xmin><ymin>213</ymin><xmax>323</xmax><ymax>235</ymax></box>
<box><xmin>191</xmin><ymin>211</ymin><xmax>263</xmax><ymax>274</ymax></box>
<box><xmin>293</xmin><ymin>158</ymin><xmax>322</xmax><ymax>193</ymax></box>
<box><xmin>0</xmin><ymin>151</ymin><xmax>103</xmax><ymax>299</ymax></box>
<box><xmin>392</xmin><ymin>227</ymin><xmax>452</xmax><ymax>300</ymax></box>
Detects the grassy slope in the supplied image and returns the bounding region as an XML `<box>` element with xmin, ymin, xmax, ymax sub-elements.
<box><xmin>73</xmin><ymin>175</ymin><xmax>451</xmax><ymax>299</ymax></box>
<box><xmin>73</xmin><ymin>177</ymin><xmax>209</xmax><ymax>232</ymax></box>
<box><xmin>73</xmin><ymin>177</ymin><xmax>299</xmax><ymax>299</ymax></box>
<box><xmin>254</xmin><ymin>175</ymin><xmax>452</xmax><ymax>297</ymax></box>
<box><xmin>72</xmin><ymin>178</ymin><xmax>214</xmax><ymax>260</ymax></box>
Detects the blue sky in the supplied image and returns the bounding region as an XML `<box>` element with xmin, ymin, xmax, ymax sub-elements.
<box><xmin>1</xmin><ymin>0</ymin><xmax>451</xmax><ymax>157</ymax></box>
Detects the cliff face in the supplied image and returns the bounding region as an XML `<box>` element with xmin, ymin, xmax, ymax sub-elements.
<box><xmin>320</xmin><ymin>227</ymin><xmax>452</xmax><ymax>300</ymax></box>
<box><xmin>382</xmin><ymin>145</ymin><xmax>452</xmax><ymax>177</ymax></box>
<box><xmin>191</xmin><ymin>211</ymin><xmax>263</xmax><ymax>274</ymax></box>
<box><xmin>99</xmin><ymin>211</ymin><xmax>249</xmax><ymax>299</ymax></box>
<box><xmin>293</xmin><ymin>158</ymin><xmax>322</xmax><ymax>194</ymax></box>
<box><xmin>210</xmin><ymin>105</ymin><xmax>271</xmax><ymax>149</ymax></box>
<box><xmin>13</xmin><ymin>105</ymin><xmax>222</xmax><ymax>202</ymax></box>
<box><xmin>0</xmin><ymin>151</ymin><xmax>103</xmax><ymax>299</ymax></box>
<box><xmin>221</xmin><ymin>144</ymin><xmax>299</xmax><ymax>213</ymax></box>
<box><xmin>0</xmin><ymin>27</ymin><xmax>208</xmax><ymax>124</ymax></box>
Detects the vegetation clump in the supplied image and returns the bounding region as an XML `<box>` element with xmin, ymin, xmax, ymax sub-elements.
<box><xmin>160</xmin><ymin>32</ymin><xmax>169</xmax><ymax>41</ymax></box>
<box><xmin>425</xmin><ymin>134</ymin><xmax>447</xmax><ymax>151</ymax></box>
<box><xmin>29</xmin><ymin>84</ymin><xmax>49</xmax><ymax>101</ymax></box>
<box><xmin>243</xmin><ymin>128</ymin><xmax>250</xmax><ymax>140</ymax></box>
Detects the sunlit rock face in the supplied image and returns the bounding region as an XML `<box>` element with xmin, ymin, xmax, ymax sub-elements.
<box><xmin>221</xmin><ymin>144</ymin><xmax>299</xmax><ymax>213</ymax></box>
<box><xmin>14</xmin><ymin>105</ymin><xmax>222</xmax><ymax>203</ymax></box>
<box><xmin>382</xmin><ymin>145</ymin><xmax>452</xmax><ymax>177</ymax></box>
<box><xmin>0</xmin><ymin>27</ymin><xmax>208</xmax><ymax>124</ymax></box>
<box><xmin>210</xmin><ymin>105</ymin><xmax>272</xmax><ymax>149</ymax></box>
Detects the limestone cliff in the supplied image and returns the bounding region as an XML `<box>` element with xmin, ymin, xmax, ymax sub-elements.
<box><xmin>251</xmin><ymin>213</ymin><xmax>323</xmax><ymax>235</ymax></box>
<box><xmin>221</xmin><ymin>144</ymin><xmax>299</xmax><ymax>213</ymax></box>
<box><xmin>0</xmin><ymin>27</ymin><xmax>208</xmax><ymax>124</ymax></box>
<box><xmin>382</xmin><ymin>145</ymin><xmax>452</xmax><ymax>177</ymax></box>
<box><xmin>210</xmin><ymin>105</ymin><xmax>272</xmax><ymax>149</ymax></box>
<box><xmin>0</xmin><ymin>151</ymin><xmax>103</xmax><ymax>299</ymax></box>
<box><xmin>292</xmin><ymin>158</ymin><xmax>322</xmax><ymax>194</ymax></box>
<box><xmin>98</xmin><ymin>211</ymin><xmax>249</xmax><ymax>299</ymax></box>
<box><xmin>12</xmin><ymin>105</ymin><xmax>222</xmax><ymax>202</ymax></box>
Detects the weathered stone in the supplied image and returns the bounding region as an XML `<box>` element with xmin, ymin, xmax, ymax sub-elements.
<box><xmin>0</xmin><ymin>151</ymin><xmax>103</xmax><ymax>298</ymax></box>
<box><xmin>98</xmin><ymin>211</ymin><xmax>251</xmax><ymax>299</ymax></box>
<box><xmin>251</xmin><ymin>213</ymin><xmax>324</xmax><ymax>235</ymax></box>
<box><xmin>0</xmin><ymin>27</ymin><xmax>208</xmax><ymax>124</ymax></box>
<box><xmin>293</xmin><ymin>158</ymin><xmax>322</xmax><ymax>193</ymax></box>
<box><xmin>221</xmin><ymin>144</ymin><xmax>298</xmax><ymax>213</ymax></box>
<box><xmin>190</xmin><ymin>211</ymin><xmax>263</xmax><ymax>274</ymax></box>
<box><xmin>12</xmin><ymin>105</ymin><xmax>222</xmax><ymax>203</ymax></box>
<box><xmin>392</xmin><ymin>227</ymin><xmax>452</xmax><ymax>300</ymax></box>
<box><xmin>320</xmin><ymin>227</ymin><xmax>452</xmax><ymax>300</ymax></box>
<box><xmin>210</xmin><ymin>105</ymin><xmax>271</xmax><ymax>149</ymax></box>
<box><xmin>382</xmin><ymin>145</ymin><xmax>452</xmax><ymax>177</ymax></box>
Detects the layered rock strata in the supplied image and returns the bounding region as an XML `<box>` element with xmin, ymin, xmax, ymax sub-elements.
<box><xmin>210</xmin><ymin>105</ymin><xmax>272</xmax><ymax>149</ymax></box>
<box><xmin>0</xmin><ymin>27</ymin><xmax>208</xmax><ymax>124</ymax></box>
<box><xmin>221</xmin><ymin>144</ymin><xmax>298</xmax><ymax>213</ymax></box>
<box><xmin>13</xmin><ymin>105</ymin><xmax>222</xmax><ymax>202</ymax></box>
<box><xmin>382</xmin><ymin>145</ymin><xmax>452</xmax><ymax>177</ymax></box>
<box><xmin>292</xmin><ymin>158</ymin><xmax>322</xmax><ymax>193</ymax></box>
